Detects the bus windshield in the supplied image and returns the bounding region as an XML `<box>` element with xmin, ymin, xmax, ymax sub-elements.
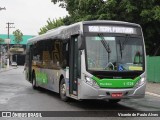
<box><xmin>85</xmin><ymin>35</ymin><xmax>144</xmax><ymax>72</ymax></box>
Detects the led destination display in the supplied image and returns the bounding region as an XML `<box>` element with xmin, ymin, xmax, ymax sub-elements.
<box><xmin>88</xmin><ymin>26</ymin><xmax>138</xmax><ymax>34</ymax></box>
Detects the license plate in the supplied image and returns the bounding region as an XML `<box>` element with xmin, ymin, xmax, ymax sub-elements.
<box><xmin>111</xmin><ymin>93</ymin><xmax>123</xmax><ymax>98</ymax></box>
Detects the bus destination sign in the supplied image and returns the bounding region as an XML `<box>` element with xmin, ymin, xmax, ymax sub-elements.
<box><xmin>88</xmin><ymin>26</ymin><xmax>137</xmax><ymax>34</ymax></box>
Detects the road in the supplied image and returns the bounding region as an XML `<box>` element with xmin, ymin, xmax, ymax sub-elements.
<box><xmin>0</xmin><ymin>66</ymin><xmax>160</xmax><ymax>120</ymax></box>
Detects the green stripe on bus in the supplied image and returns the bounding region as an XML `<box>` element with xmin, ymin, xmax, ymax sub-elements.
<box><xmin>36</xmin><ymin>71</ymin><xmax>48</xmax><ymax>84</ymax></box>
<box><xmin>92</xmin><ymin>76</ymin><xmax>141</xmax><ymax>88</ymax></box>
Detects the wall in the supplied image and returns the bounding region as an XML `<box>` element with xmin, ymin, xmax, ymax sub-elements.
<box><xmin>147</xmin><ymin>56</ymin><xmax>160</xmax><ymax>83</ymax></box>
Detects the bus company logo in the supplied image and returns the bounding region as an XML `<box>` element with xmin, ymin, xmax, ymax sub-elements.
<box><xmin>2</xmin><ymin>112</ymin><xmax>11</xmax><ymax>117</ymax></box>
<box><xmin>100</xmin><ymin>82</ymin><xmax>112</xmax><ymax>86</ymax></box>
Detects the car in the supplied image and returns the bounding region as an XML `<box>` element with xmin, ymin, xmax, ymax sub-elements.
<box><xmin>11</xmin><ymin>62</ymin><xmax>17</xmax><ymax>67</ymax></box>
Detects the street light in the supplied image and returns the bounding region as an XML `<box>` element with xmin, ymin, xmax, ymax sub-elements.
<box><xmin>0</xmin><ymin>7</ymin><xmax>6</xmax><ymax>11</ymax></box>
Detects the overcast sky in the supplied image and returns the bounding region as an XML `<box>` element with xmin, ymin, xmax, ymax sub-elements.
<box><xmin>0</xmin><ymin>0</ymin><xmax>68</xmax><ymax>35</ymax></box>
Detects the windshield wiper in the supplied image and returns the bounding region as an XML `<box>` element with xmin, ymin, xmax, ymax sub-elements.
<box><xmin>98</xmin><ymin>33</ymin><xmax>111</xmax><ymax>65</ymax></box>
<box><xmin>119</xmin><ymin>35</ymin><xmax>130</xmax><ymax>58</ymax></box>
<box><xmin>98</xmin><ymin>33</ymin><xmax>111</xmax><ymax>53</ymax></box>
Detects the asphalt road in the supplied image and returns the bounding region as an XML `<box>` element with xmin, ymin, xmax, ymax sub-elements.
<box><xmin>0</xmin><ymin>66</ymin><xmax>160</xmax><ymax>120</ymax></box>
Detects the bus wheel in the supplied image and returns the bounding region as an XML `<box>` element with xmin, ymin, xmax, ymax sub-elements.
<box><xmin>60</xmin><ymin>79</ymin><xmax>68</xmax><ymax>101</ymax></box>
<box><xmin>108</xmin><ymin>99</ymin><xmax>121</xmax><ymax>103</ymax></box>
<box><xmin>32</xmin><ymin>77</ymin><xmax>37</xmax><ymax>89</ymax></box>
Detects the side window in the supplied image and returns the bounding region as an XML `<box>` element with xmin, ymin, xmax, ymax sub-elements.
<box><xmin>31</xmin><ymin>39</ymin><xmax>69</xmax><ymax>70</ymax></box>
<box><xmin>61</xmin><ymin>42</ymin><xmax>69</xmax><ymax>68</ymax></box>
<box><xmin>32</xmin><ymin>43</ymin><xmax>38</xmax><ymax>66</ymax></box>
<box><xmin>42</xmin><ymin>40</ymin><xmax>52</xmax><ymax>69</ymax></box>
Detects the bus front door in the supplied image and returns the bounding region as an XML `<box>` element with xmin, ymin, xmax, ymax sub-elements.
<box><xmin>69</xmin><ymin>35</ymin><xmax>79</xmax><ymax>95</ymax></box>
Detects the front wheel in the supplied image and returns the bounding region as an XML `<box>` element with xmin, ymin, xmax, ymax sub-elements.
<box><xmin>60</xmin><ymin>79</ymin><xmax>69</xmax><ymax>101</ymax></box>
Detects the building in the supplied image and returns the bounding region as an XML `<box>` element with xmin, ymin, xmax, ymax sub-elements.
<box><xmin>0</xmin><ymin>34</ymin><xmax>34</xmax><ymax>65</ymax></box>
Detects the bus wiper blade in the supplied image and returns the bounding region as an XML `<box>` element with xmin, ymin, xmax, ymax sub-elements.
<box><xmin>98</xmin><ymin>33</ymin><xmax>111</xmax><ymax>53</ymax></box>
<box><xmin>119</xmin><ymin>35</ymin><xmax>130</xmax><ymax>58</ymax></box>
<box><xmin>121</xmin><ymin>35</ymin><xmax>130</xmax><ymax>50</ymax></box>
<box><xmin>119</xmin><ymin>40</ymin><xmax>123</xmax><ymax>58</ymax></box>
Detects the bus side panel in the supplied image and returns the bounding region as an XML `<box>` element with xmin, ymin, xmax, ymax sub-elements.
<box><xmin>33</xmin><ymin>67</ymin><xmax>66</xmax><ymax>94</ymax></box>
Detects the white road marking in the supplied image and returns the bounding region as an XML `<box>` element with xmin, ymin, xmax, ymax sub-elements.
<box><xmin>146</xmin><ymin>92</ymin><xmax>160</xmax><ymax>98</ymax></box>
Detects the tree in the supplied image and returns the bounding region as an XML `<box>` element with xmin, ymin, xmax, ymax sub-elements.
<box><xmin>51</xmin><ymin>0</ymin><xmax>160</xmax><ymax>55</ymax></box>
<box><xmin>0</xmin><ymin>38</ymin><xmax>4</xmax><ymax>43</ymax></box>
<box><xmin>0</xmin><ymin>38</ymin><xmax>4</xmax><ymax>52</ymax></box>
<box><xmin>13</xmin><ymin>29</ymin><xmax>23</xmax><ymax>44</ymax></box>
<box><xmin>0</xmin><ymin>38</ymin><xmax>4</xmax><ymax>66</ymax></box>
<box><xmin>39</xmin><ymin>18</ymin><xmax>64</xmax><ymax>35</ymax></box>
<box><xmin>0</xmin><ymin>38</ymin><xmax>4</xmax><ymax>53</ymax></box>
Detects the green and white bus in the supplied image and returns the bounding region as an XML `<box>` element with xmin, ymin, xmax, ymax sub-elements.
<box><xmin>25</xmin><ymin>20</ymin><xmax>146</xmax><ymax>103</ymax></box>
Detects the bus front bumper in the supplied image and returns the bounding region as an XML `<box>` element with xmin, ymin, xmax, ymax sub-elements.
<box><xmin>78</xmin><ymin>81</ymin><xmax>146</xmax><ymax>100</ymax></box>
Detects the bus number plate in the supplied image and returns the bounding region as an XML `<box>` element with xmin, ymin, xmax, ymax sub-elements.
<box><xmin>111</xmin><ymin>93</ymin><xmax>123</xmax><ymax>98</ymax></box>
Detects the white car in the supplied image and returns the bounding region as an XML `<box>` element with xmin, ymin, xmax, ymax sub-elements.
<box><xmin>11</xmin><ymin>62</ymin><xmax>17</xmax><ymax>67</ymax></box>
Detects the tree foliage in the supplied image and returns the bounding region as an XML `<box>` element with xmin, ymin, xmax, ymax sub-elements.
<box><xmin>13</xmin><ymin>29</ymin><xmax>23</xmax><ymax>44</ymax></box>
<box><xmin>0</xmin><ymin>38</ymin><xmax>4</xmax><ymax>43</ymax></box>
<box><xmin>39</xmin><ymin>18</ymin><xmax>64</xmax><ymax>35</ymax></box>
<box><xmin>40</xmin><ymin>0</ymin><xmax>160</xmax><ymax>55</ymax></box>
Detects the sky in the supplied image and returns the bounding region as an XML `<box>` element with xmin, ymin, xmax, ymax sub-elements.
<box><xmin>0</xmin><ymin>0</ymin><xmax>68</xmax><ymax>35</ymax></box>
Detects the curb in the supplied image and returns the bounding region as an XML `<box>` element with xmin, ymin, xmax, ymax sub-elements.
<box><xmin>0</xmin><ymin>67</ymin><xmax>18</xmax><ymax>73</ymax></box>
<box><xmin>146</xmin><ymin>92</ymin><xmax>160</xmax><ymax>98</ymax></box>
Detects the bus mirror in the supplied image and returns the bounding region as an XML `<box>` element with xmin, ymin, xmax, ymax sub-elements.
<box><xmin>78</xmin><ymin>35</ymin><xmax>85</xmax><ymax>50</ymax></box>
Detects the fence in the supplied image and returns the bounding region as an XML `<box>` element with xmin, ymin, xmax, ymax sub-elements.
<box><xmin>147</xmin><ymin>56</ymin><xmax>160</xmax><ymax>83</ymax></box>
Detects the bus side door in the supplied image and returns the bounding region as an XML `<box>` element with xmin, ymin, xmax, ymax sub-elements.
<box><xmin>69</xmin><ymin>35</ymin><xmax>80</xmax><ymax>95</ymax></box>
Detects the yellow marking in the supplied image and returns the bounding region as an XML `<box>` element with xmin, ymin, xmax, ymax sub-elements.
<box><xmin>129</xmin><ymin>66</ymin><xmax>142</xmax><ymax>71</ymax></box>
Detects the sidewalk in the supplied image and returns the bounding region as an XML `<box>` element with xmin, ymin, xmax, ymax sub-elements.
<box><xmin>0</xmin><ymin>66</ymin><xmax>15</xmax><ymax>73</ymax></box>
<box><xmin>146</xmin><ymin>81</ymin><xmax>160</xmax><ymax>95</ymax></box>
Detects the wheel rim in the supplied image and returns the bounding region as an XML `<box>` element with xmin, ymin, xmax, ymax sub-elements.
<box><xmin>61</xmin><ymin>83</ymin><xmax>66</xmax><ymax>96</ymax></box>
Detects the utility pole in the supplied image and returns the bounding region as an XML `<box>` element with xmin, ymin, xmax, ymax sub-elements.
<box><xmin>6</xmin><ymin>22</ymin><xmax>15</xmax><ymax>39</ymax></box>
<box><xmin>0</xmin><ymin>7</ymin><xmax>6</xmax><ymax>69</ymax></box>
<box><xmin>6</xmin><ymin>22</ymin><xmax>15</xmax><ymax>68</ymax></box>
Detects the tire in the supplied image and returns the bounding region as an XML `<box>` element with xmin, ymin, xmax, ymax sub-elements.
<box><xmin>60</xmin><ymin>79</ymin><xmax>68</xmax><ymax>101</ymax></box>
<box><xmin>108</xmin><ymin>99</ymin><xmax>121</xmax><ymax>103</ymax></box>
<box><xmin>32</xmin><ymin>75</ymin><xmax>37</xmax><ymax>89</ymax></box>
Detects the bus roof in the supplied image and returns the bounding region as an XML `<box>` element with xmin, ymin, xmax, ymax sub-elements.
<box><xmin>27</xmin><ymin>20</ymin><xmax>141</xmax><ymax>44</ymax></box>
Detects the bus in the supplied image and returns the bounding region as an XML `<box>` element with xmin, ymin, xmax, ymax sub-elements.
<box><xmin>25</xmin><ymin>20</ymin><xmax>146</xmax><ymax>103</ymax></box>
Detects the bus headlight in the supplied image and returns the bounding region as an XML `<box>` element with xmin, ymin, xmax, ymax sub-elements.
<box><xmin>139</xmin><ymin>77</ymin><xmax>145</xmax><ymax>86</ymax></box>
<box><xmin>135</xmin><ymin>77</ymin><xmax>146</xmax><ymax>87</ymax></box>
<box><xmin>85</xmin><ymin>76</ymin><xmax>92</xmax><ymax>83</ymax></box>
<box><xmin>84</xmin><ymin>76</ymin><xmax>99</xmax><ymax>88</ymax></box>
